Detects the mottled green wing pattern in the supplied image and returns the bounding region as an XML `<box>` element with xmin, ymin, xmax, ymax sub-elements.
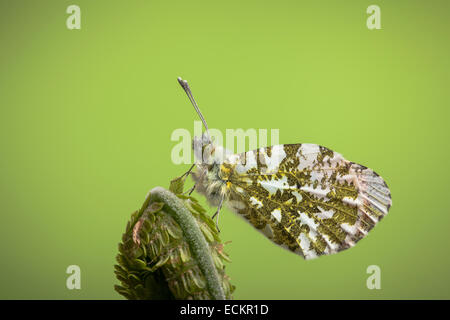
<box><xmin>224</xmin><ymin>143</ymin><xmax>392</xmax><ymax>259</ymax></box>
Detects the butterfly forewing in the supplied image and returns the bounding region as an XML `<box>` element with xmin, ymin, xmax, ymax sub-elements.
<box><xmin>223</xmin><ymin>143</ymin><xmax>392</xmax><ymax>259</ymax></box>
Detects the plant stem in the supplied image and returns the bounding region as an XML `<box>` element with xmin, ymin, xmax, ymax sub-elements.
<box><xmin>147</xmin><ymin>187</ymin><xmax>226</xmax><ymax>300</ymax></box>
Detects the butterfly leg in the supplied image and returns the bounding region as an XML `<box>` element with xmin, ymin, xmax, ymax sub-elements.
<box><xmin>183</xmin><ymin>183</ymin><xmax>196</xmax><ymax>195</ymax></box>
<box><xmin>179</xmin><ymin>163</ymin><xmax>195</xmax><ymax>180</ymax></box>
<box><xmin>211</xmin><ymin>195</ymin><xmax>224</xmax><ymax>232</ymax></box>
<box><xmin>188</xmin><ymin>184</ymin><xmax>196</xmax><ymax>195</ymax></box>
<box><xmin>179</xmin><ymin>164</ymin><xmax>196</xmax><ymax>195</ymax></box>
<box><xmin>173</xmin><ymin>164</ymin><xmax>196</xmax><ymax>195</ymax></box>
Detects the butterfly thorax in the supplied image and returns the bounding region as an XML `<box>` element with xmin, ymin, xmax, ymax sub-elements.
<box><xmin>191</xmin><ymin>135</ymin><xmax>236</xmax><ymax>206</ymax></box>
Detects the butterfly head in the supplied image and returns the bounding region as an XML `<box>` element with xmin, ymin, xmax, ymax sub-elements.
<box><xmin>192</xmin><ymin>133</ymin><xmax>232</xmax><ymax>166</ymax></box>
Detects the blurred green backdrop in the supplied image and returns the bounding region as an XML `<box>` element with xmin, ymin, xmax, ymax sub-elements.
<box><xmin>0</xmin><ymin>0</ymin><xmax>449</xmax><ymax>299</ymax></box>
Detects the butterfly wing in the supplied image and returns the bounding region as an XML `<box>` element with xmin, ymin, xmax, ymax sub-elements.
<box><xmin>224</xmin><ymin>144</ymin><xmax>392</xmax><ymax>259</ymax></box>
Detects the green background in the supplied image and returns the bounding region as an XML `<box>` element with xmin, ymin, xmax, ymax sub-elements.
<box><xmin>1</xmin><ymin>0</ymin><xmax>449</xmax><ymax>299</ymax></box>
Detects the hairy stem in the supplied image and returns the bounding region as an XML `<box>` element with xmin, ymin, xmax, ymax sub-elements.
<box><xmin>147</xmin><ymin>187</ymin><xmax>226</xmax><ymax>300</ymax></box>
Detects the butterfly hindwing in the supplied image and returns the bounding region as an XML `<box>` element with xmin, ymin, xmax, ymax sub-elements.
<box><xmin>223</xmin><ymin>144</ymin><xmax>392</xmax><ymax>259</ymax></box>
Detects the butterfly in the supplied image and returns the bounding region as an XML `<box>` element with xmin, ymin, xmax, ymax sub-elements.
<box><xmin>176</xmin><ymin>77</ymin><xmax>392</xmax><ymax>260</ymax></box>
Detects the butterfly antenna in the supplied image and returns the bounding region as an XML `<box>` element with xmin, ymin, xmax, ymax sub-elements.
<box><xmin>177</xmin><ymin>77</ymin><xmax>209</xmax><ymax>135</ymax></box>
